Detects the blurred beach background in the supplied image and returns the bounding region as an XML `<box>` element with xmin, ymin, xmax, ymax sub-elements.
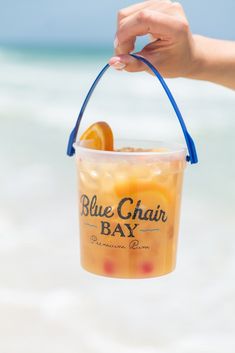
<box><xmin>0</xmin><ymin>1</ymin><xmax>235</xmax><ymax>352</ymax></box>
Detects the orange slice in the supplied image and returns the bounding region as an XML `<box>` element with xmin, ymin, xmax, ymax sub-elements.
<box><xmin>79</xmin><ymin>121</ymin><xmax>113</xmax><ymax>151</ymax></box>
<box><xmin>115</xmin><ymin>178</ymin><xmax>171</xmax><ymax>204</ymax></box>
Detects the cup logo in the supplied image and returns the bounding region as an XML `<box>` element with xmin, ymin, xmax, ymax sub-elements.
<box><xmin>80</xmin><ymin>194</ymin><xmax>168</xmax><ymax>238</ymax></box>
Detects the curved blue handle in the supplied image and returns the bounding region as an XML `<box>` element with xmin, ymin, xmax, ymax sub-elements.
<box><xmin>67</xmin><ymin>54</ymin><xmax>198</xmax><ymax>164</ymax></box>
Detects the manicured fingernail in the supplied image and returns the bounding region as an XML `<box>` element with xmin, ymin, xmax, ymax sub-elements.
<box><xmin>114</xmin><ymin>36</ymin><xmax>119</xmax><ymax>49</ymax></box>
<box><xmin>111</xmin><ymin>61</ymin><xmax>126</xmax><ymax>70</ymax></box>
<box><xmin>149</xmin><ymin>34</ymin><xmax>155</xmax><ymax>42</ymax></box>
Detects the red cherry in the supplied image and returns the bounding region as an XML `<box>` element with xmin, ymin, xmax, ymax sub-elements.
<box><xmin>103</xmin><ymin>259</ymin><xmax>115</xmax><ymax>275</ymax></box>
<box><xmin>141</xmin><ymin>261</ymin><xmax>154</xmax><ymax>274</ymax></box>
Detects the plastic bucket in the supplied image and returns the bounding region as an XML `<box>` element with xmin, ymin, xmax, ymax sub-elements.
<box><xmin>67</xmin><ymin>54</ymin><xmax>198</xmax><ymax>279</ymax></box>
<box><xmin>75</xmin><ymin>140</ymin><xmax>187</xmax><ymax>278</ymax></box>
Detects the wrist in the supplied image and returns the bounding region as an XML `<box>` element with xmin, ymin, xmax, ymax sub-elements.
<box><xmin>184</xmin><ymin>34</ymin><xmax>235</xmax><ymax>89</ymax></box>
<box><xmin>186</xmin><ymin>34</ymin><xmax>209</xmax><ymax>80</ymax></box>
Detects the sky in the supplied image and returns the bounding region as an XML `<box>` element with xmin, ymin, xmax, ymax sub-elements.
<box><xmin>0</xmin><ymin>0</ymin><xmax>234</xmax><ymax>46</ymax></box>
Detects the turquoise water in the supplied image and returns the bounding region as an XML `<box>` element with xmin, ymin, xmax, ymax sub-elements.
<box><xmin>0</xmin><ymin>43</ymin><xmax>113</xmax><ymax>58</ymax></box>
<box><xmin>0</xmin><ymin>46</ymin><xmax>235</xmax><ymax>353</ymax></box>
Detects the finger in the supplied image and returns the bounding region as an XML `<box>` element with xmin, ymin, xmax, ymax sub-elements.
<box><xmin>115</xmin><ymin>1</ymin><xmax>182</xmax><ymax>54</ymax></box>
<box><xmin>146</xmin><ymin>2</ymin><xmax>189</xmax><ymax>46</ymax></box>
<box><xmin>109</xmin><ymin>55</ymin><xmax>145</xmax><ymax>73</ymax></box>
<box><xmin>170</xmin><ymin>2</ymin><xmax>187</xmax><ymax>18</ymax></box>
<box><xmin>116</xmin><ymin>9</ymin><xmax>186</xmax><ymax>54</ymax></box>
<box><xmin>109</xmin><ymin>51</ymin><xmax>166</xmax><ymax>75</ymax></box>
<box><xmin>117</xmin><ymin>0</ymin><xmax>172</xmax><ymax>23</ymax></box>
<box><xmin>115</xmin><ymin>1</ymin><xmax>173</xmax><ymax>52</ymax></box>
<box><xmin>154</xmin><ymin>2</ymin><xmax>187</xmax><ymax>20</ymax></box>
<box><xmin>138</xmin><ymin>2</ymin><xmax>187</xmax><ymax>43</ymax></box>
<box><xmin>145</xmin><ymin>2</ymin><xmax>186</xmax><ymax>20</ymax></box>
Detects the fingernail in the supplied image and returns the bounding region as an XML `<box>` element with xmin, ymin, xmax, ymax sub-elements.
<box><xmin>114</xmin><ymin>36</ymin><xmax>119</xmax><ymax>49</ymax></box>
<box><xmin>111</xmin><ymin>61</ymin><xmax>126</xmax><ymax>70</ymax></box>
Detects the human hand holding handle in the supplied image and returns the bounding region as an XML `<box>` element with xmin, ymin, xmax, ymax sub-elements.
<box><xmin>109</xmin><ymin>1</ymin><xmax>196</xmax><ymax>78</ymax></box>
<box><xmin>109</xmin><ymin>0</ymin><xmax>235</xmax><ymax>90</ymax></box>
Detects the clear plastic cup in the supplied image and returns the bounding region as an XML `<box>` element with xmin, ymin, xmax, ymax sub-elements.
<box><xmin>74</xmin><ymin>140</ymin><xmax>187</xmax><ymax>279</ymax></box>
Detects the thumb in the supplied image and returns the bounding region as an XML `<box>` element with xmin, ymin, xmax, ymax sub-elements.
<box><xmin>109</xmin><ymin>53</ymin><xmax>152</xmax><ymax>73</ymax></box>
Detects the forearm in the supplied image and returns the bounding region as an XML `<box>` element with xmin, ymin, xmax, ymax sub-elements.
<box><xmin>188</xmin><ymin>35</ymin><xmax>235</xmax><ymax>90</ymax></box>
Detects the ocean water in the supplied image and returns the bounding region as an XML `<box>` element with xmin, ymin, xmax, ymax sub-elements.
<box><xmin>0</xmin><ymin>46</ymin><xmax>235</xmax><ymax>353</ymax></box>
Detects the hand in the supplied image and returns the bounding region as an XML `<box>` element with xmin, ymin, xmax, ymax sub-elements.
<box><xmin>109</xmin><ymin>0</ymin><xmax>197</xmax><ymax>78</ymax></box>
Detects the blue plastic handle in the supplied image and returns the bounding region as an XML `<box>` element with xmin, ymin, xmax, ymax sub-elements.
<box><xmin>67</xmin><ymin>54</ymin><xmax>198</xmax><ymax>164</ymax></box>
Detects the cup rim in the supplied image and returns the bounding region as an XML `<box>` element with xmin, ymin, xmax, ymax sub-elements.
<box><xmin>74</xmin><ymin>139</ymin><xmax>187</xmax><ymax>157</ymax></box>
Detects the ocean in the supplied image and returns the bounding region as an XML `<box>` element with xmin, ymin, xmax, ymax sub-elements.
<box><xmin>0</xmin><ymin>45</ymin><xmax>235</xmax><ymax>353</ymax></box>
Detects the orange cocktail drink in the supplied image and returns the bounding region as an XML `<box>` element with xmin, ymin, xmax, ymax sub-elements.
<box><xmin>75</xmin><ymin>136</ymin><xmax>186</xmax><ymax>279</ymax></box>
